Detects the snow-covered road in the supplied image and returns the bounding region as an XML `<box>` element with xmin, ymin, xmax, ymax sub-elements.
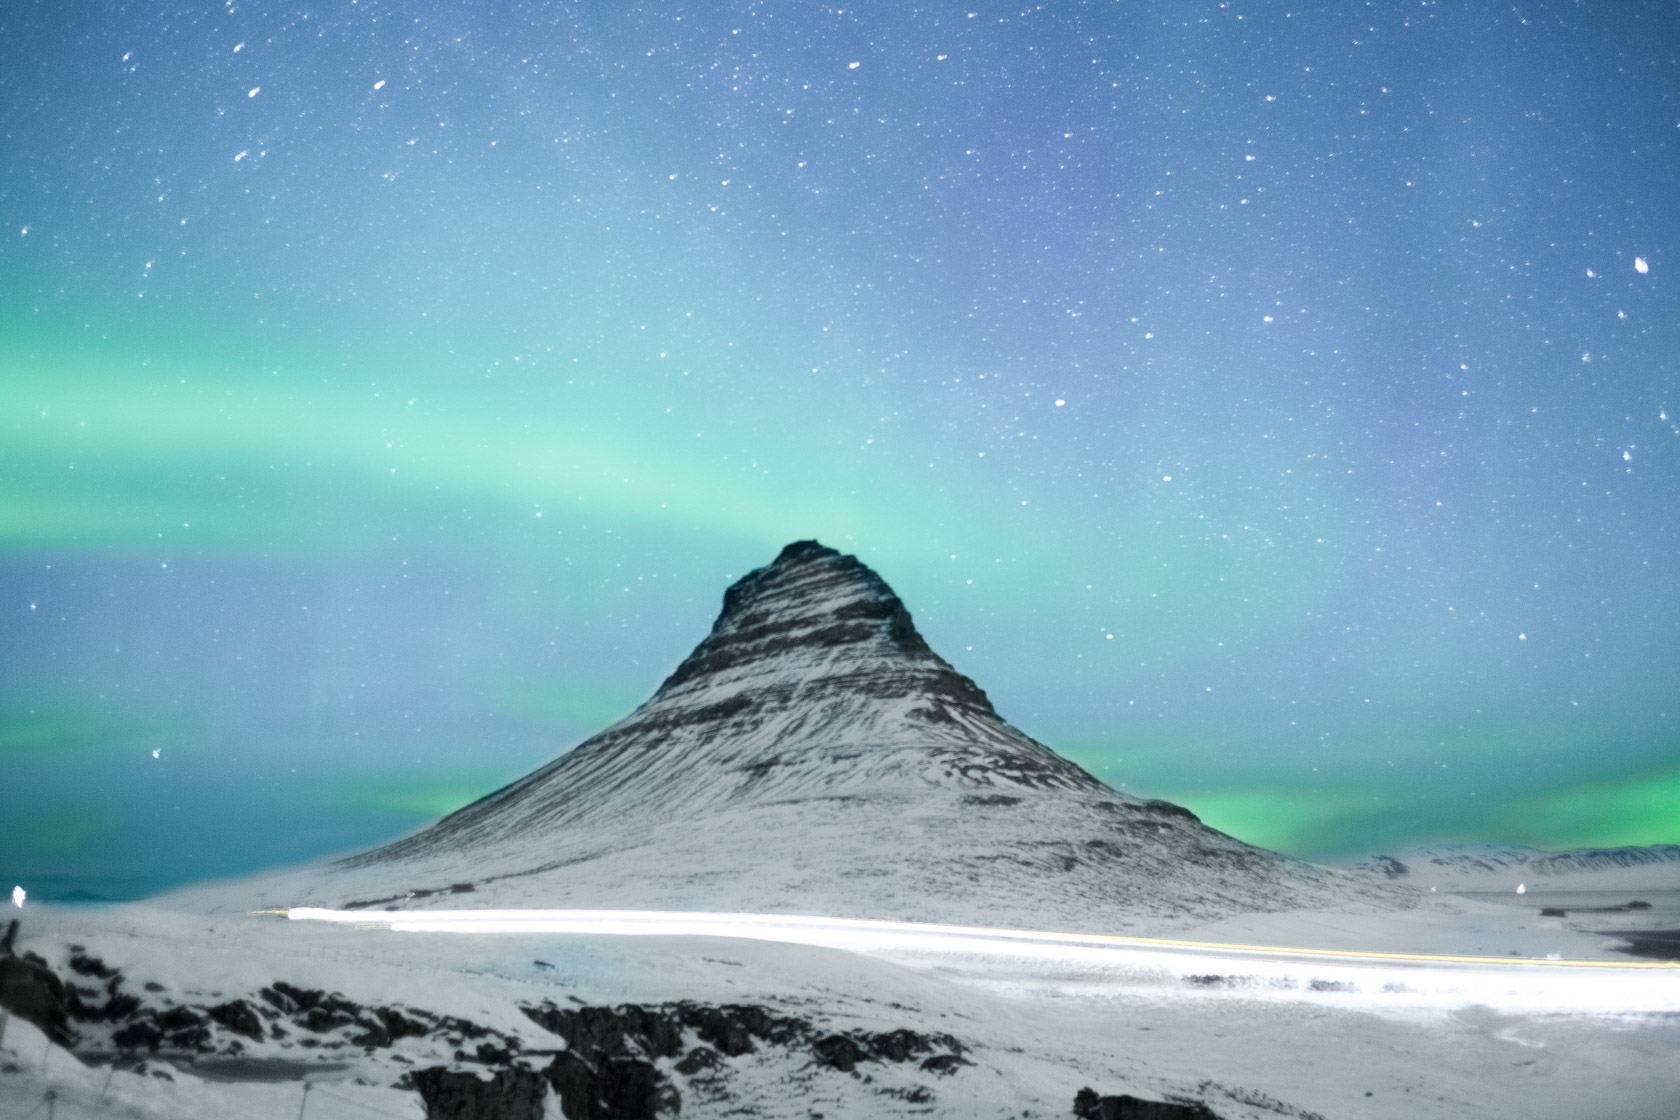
<box><xmin>284</xmin><ymin>907</ymin><xmax>1680</xmax><ymax>1016</ymax></box>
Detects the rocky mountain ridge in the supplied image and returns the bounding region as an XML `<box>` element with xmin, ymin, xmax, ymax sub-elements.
<box><xmin>1356</xmin><ymin>843</ymin><xmax>1680</xmax><ymax>891</ymax></box>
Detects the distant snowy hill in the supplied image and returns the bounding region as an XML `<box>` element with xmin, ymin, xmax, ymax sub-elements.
<box><xmin>181</xmin><ymin>541</ymin><xmax>1409</xmax><ymax>929</ymax></box>
<box><xmin>1354</xmin><ymin>844</ymin><xmax>1680</xmax><ymax>892</ymax></box>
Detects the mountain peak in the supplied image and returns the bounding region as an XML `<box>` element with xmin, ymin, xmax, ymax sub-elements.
<box><xmin>655</xmin><ymin>540</ymin><xmax>993</xmax><ymax>719</ymax></box>
<box><xmin>358</xmin><ymin>541</ymin><xmax>1087</xmax><ymax>863</ymax></box>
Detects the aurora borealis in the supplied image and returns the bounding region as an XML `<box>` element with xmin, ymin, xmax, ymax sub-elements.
<box><xmin>3</xmin><ymin>1</ymin><xmax>1677</xmax><ymax>900</ymax></box>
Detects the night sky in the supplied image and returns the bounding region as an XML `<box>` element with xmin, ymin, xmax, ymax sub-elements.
<box><xmin>4</xmin><ymin>0</ymin><xmax>1678</xmax><ymax>901</ymax></box>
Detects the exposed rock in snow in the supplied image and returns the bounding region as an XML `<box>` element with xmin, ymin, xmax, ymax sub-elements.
<box><xmin>521</xmin><ymin>998</ymin><xmax>969</xmax><ymax>1118</ymax></box>
<box><xmin>1353</xmin><ymin>844</ymin><xmax>1680</xmax><ymax>892</ymax></box>
<box><xmin>0</xmin><ymin>933</ymin><xmax>1006</xmax><ymax>1120</ymax></box>
<box><xmin>1075</xmin><ymin>1085</ymin><xmax>1227</xmax><ymax>1120</ymax></box>
<box><xmin>185</xmin><ymin>540</ymin><xmax>1409</xmax><ymax>930</ymax></box>
<box><xmin>0</xmin><ymin>939</ymin><xmax>74</xmax><ymax>1046</ymax></box>
<box><xmin>411</xmin><ymin>1065</ymin><xmax>546</xmax><ymax>1120</ymax></box>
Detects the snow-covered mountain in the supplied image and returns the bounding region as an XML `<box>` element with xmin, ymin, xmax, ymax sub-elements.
<box><xmin>185</xmin><ymin>541</ymin><xmax>1406</xmax><ymax>929</ymax></box>
<box><xmin>17</xmin><ymin>542</ymin><xmax>1677</xmax><ymax>1120</ymax></box>
<box><xmin>1355</xmin><ymin>844</ymin><xmax>1680</xmax><ymax>892</ymax></box>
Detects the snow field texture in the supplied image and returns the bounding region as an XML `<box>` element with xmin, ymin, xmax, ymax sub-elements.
<box><xmin>4</xmin><ymin>899</ymin><xmax>1680</xmax><ymax>1119</ymax></box>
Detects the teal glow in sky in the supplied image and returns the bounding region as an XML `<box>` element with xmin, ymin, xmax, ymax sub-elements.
<box><xmin>3</xmin><ymin>0</ymin><xmax>1677</xmax><ymax>899</ymax></box>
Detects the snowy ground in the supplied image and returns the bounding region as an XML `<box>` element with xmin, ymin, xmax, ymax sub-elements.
<box><xmin>4</xmin><ymin>892</ymin><xmax>1677</xmax><ymax>1120</ymax></box>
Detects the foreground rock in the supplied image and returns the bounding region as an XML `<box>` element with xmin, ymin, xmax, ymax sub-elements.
<box><xmin>1076</xmin><ymin>1085</ymin><xmax>1225</xmax><ymax>1119</ymax></box>
<box><xmin>412</xmin><ymin>1066</ymin><xmax>547</xmax><ymax>1120</ymax></box>
<box><xmin>7</xmin><ymin>941</ymin><xmax>979</xmax><ymax>1119</ymax></box>
<box><xmin>0</xmin><ymin>920</ymin><xmax>74</xmax><ymax>1048</ymax></box>
<box><xmin>520</xmin><ymin>999</ymin><xmax>967</xmax><ymax>1118</ymax></box>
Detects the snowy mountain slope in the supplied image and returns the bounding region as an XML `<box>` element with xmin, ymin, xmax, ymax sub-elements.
<box><xmin>181</xmin><ymin>541</ymin><xmax>1408</xmax><ymax>929</ymax></box>
<box><xmin>1354</xmin><ymin>844</ymin><xmax>1680</xmax><ymax>891</ymax></box>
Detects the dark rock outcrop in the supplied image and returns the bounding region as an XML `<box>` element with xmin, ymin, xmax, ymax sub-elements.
<box><xmin>524</xmin><ymin>1003</ymin><xmax>686</xmax><ymax>1061</ymax></box>
<box><xmin>809</xmin><ymin>1027</ymin><xmax>967</xmax><ymax>1074</ymax></box>
<box><xmin>521</xmin><ymin>998</ymin><xmax>967</xmax><ymax>1114</ymax></box>
<box><xmin>1075</xmin><ymin>1087</ymin><xmax>1224</xmax><ymax>1120</ymax></box>
<box><xmin>0</xmin><ymin>950</ymin><xmax>75</xmax><ymax>1047</ymax></box>
<box><xmin>206</xmin><ymin>999</ymin><xmax>265</xmax><ymax>1041</ymax></box>
<box><xmin>672</xmin><ymin>1046</ymin><xmax>720</xmax><ymax>1075</ymax></box>
<box><xmin>545</xmin><ymin>1051</ymin><xmax>677</xmax><ymax>1120</ymax></box>
<box><xmin>66</xmin><ymin>974</ymin><xmax>141</xmax><ymax>1024</ymax></box>
<box><xmin>811</xmin><ymin>1033</ymin><xmax>868</xmax><ymax>1072</ymax></box>
<box><xmin>67</xmin><ymin>953</ymin><xmax>118</xmax><ymax>980</ymax></box>
<box><xmin>112</xmin><ymin>1004</ymin><xmax>214</xmax><ymax>1053</ymax></box>
<box><xmin>413</xmin><ymin>1066</ymin><xmax>547</xmax><ymax>1120</ymax></box>
<box><xmin>524</xmin><ymin>998</ymin><xmax>917</xmax><ymax>1120</ymax></box>
<box><xmin>23</xmin><ymin>954</ymin><xmax>518</xmax><ymax>1069</ymax></box>
<box><xmin>12</xmin><ymin>936</ymin><xmax>983</xmax><ymax>1118</ymax></box>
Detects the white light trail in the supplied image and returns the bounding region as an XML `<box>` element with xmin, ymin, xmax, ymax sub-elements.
<box><xmin>283</xmin><ymin>908</ymin><xmax>1680</xmax><ymax>1016</ymax></box>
